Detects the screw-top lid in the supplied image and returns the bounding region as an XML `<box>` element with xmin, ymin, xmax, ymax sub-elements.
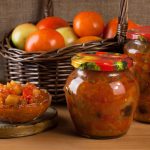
<box><xmin>127</xmin><ymin>26</ymin><xmax>150</xmax><ymax>41</ymax></box>
<box><xmin>71</xmin><ymin>52</ymin><xmax>133</xmax><ymax>71</ymax></box>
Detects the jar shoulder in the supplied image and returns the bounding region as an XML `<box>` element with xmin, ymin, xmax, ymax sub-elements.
<box><xmin>65</xmin><ymin>69</ymin><xmax>139</xmax><ymax>96</ymax></box>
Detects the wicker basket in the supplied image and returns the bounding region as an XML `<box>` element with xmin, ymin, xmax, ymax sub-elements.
<box><xmin>0</xmin><ymin>0</ymin><xmax>128</xmax><ymax>103</ymax></box>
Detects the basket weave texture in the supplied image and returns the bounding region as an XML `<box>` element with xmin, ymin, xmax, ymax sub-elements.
<box><xmin>0</xmin><ymin>0</ymin><xmax>128</xmax><ymax>102</ymax></box>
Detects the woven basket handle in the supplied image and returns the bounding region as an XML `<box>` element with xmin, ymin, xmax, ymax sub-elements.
<box><xmin>44</xmin><ymin>0</ymin><xmax>53</xmax><ymax>17</ymax></box>
<box><xmin>117</xmin><ymin>0</ymin><xmax>128</xmax><ymax>44</ymax></box>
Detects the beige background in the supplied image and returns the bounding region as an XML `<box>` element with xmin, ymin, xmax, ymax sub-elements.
<box><xmin>0</xmin><ymin>0</ymin><xmax>150</xmax><ymax>82</ymax></box>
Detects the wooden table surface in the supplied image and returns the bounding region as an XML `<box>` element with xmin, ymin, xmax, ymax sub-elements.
<box><xmin>0</xmin><ymin>105</ymin><xmax>150</xmax><ymax>150</ymax></box>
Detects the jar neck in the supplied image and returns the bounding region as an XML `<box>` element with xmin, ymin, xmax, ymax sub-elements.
<box><xmin>77</xmin><ymin>68</ymin><xmax>129</xmax><ymax>73</ymax></box>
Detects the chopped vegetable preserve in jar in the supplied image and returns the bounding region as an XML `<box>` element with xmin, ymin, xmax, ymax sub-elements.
<box><xmin>124</xmin><ymin>26</ymin><xmax>150</xmax><ymax>123</ymax></box>
<box><xmin>64</xmin><ymin>52</ymin><xmax>139</xmax><ymax>138</ymax></box>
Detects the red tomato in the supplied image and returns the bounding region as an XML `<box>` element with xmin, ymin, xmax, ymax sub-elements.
<box><xmin>73</xmin><ymin>11</ymin><xmax>104</xmax><ymax>37</ymax></box>
<box><xmin>22</xmin><ymin>83</ymin><xmax>36</xmax><ymax>103</ymax></box>
<box><xmin>37</xmin><ymin>17</ymin><xmax>69</xmax><ymax>30</ymax></box>
<box><xmin>74</xmin><ymin>36</ymin><xmax>102</xmax><ymax>44</ymax></box>
<box><xmin>103</xmin><ymin>17</ymin><xmax>140</xmax><ymax>39</ymax></box>
<box><xmin>25</xmin><ymin>29</ymin><xmax>65</xmax><ymax>52</ymax></box>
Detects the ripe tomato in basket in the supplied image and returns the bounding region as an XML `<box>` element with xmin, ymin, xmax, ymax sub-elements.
<box><xmin>74</xmin><ymin>36</ymin><xmax>102</xmax><ymax>44</ymax></box>
<box><xmin>103</xmin><ymin>17</ymin><xmax>140</xmax><ymax>39</ymax></box>
<box><xmin>73</xmin><ymin>11</ymin><xmax>104</xmax><ymax>37</ymax></box>
<box><xmin>37</xmin><ymin>16</ymin><xmax>69</xmax><ymax>30</ymax></box>
<box><xmin>25</xmin><ymin>29</ymin><xmax>65</xmax><ymax>52</ymax></box>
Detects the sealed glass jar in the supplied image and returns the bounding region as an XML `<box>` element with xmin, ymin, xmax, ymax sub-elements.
<box><xmin>124</xmin><ymin>26</ymin><xmax>150</xmax><ymax>123</ymax></box>
<box><xmin>64</xmin><ymin>52</ymin><xmax>139</xmax><ymax>138</ymax></box>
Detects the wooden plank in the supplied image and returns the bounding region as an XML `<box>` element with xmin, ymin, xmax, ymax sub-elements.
<box><xmin>0</xmin><ymin>105</ymin><xmax>149</xmax><ymax>150</ymax></box>
<box><xmin>0</xmin><ymin>107</ymin><xmax>58</xmax><ymax>138</ymax></box>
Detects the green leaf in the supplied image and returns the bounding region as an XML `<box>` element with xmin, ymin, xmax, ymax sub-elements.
<box><xmin>114</xmin><ymin>61</ymin><xmax>127</xmax><ymax>71</ymax></box>
<box><xmin>138</xmin><ymin>35</ymin><xmax>148</xmax><ymax>42</ymax></box>
<box><xmin>79</xmin><ymin>62</ymin><xmax>100</xmax><ymax>71</ymax></box>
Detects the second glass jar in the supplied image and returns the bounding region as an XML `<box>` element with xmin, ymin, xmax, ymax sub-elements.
<box><xmin>124</xmin><ymin>26</ymin><xmax>150</xmax><ymax>123</ymax></box>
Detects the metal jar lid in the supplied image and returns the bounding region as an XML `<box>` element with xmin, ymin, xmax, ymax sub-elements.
<box><xmin>71</xmin><ymin>52</ymin><xmax>133</xmax><ymax>71</ymax></box>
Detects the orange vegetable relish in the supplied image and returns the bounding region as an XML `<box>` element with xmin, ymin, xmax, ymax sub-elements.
<box><xmin>124</xmin><ymin>26</ymin><xmax>150</xmax><ymax>123</ymax></box>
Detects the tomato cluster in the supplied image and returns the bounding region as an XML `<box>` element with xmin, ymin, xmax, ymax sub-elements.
<box><xmin>11</xmin><ymin>11</ymin><xmax>140</xmax><ymax>53</ymax></box>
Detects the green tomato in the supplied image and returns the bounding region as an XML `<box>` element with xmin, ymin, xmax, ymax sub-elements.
<box><xmin>56</xmin><ymin>27</ymin><xmax>78</xmax><ymax>46</ymax></box>
<box><xmin>11</xmin><ymin>23</ymin><xmax>38</xmax><ymax>50</ymax></box>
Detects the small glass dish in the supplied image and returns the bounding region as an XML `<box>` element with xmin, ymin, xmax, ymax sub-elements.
<box><xmin>0</xmin><ymin>81</ymin><xmax>51</xmax><ymax>123</ymax></box>
<box><xmin>0</xmin><ymin>97</ymin><xmax>51</xmax><ymax>123</ymax></box>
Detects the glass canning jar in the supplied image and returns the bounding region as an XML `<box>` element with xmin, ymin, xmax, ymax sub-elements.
<box><xmin>64</xmin><ymin>52</ymin><xmax>139</xmax><ymax>138</ymax></box>
<box><xmin>124</xmin><ymin>26</ymin><xmax>150</xmax><ymax>123</ymax></box>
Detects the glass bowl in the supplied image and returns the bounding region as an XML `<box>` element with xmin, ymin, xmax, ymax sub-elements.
<box><xmin>0</xmin><ymin>96</ymin><xmax>51</xmax><ymax>123</ymax></box>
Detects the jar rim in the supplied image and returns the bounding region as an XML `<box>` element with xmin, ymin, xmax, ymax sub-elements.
<box><xmin>71</xmin><ymin>52</ymin><xmax>133</xmax><ymax>72</ymax></box>
<box><xmin>127</xmin><ymin>26</ymin><xmax>150</xmax><ymax>41</ymax></box>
